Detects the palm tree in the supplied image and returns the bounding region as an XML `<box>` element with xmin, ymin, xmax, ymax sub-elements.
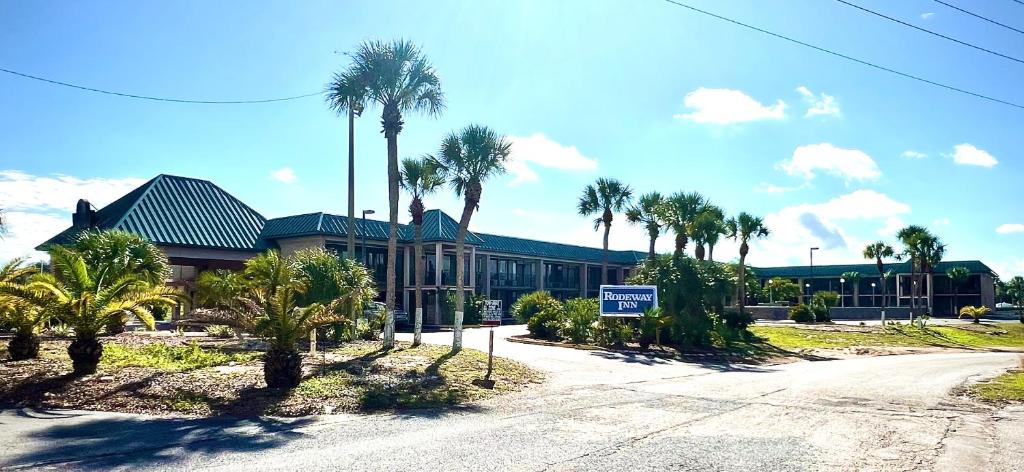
<box><xmin>325</xmin><ymin>69</ymin><xmax>367</xmax><ymax>262</ymax></box>
<box><xmin>625</xmin><ymin>192</ymin><xmax>664</xmax><ymax>260</ymax></box>
<box><xmin>578</xmin><ymin>178</ymin><xmax>633</xmax><ymax>284</ymax></box>
<box><xmin>656</xmin><ymin>191</ymin><xmax>705</xmax><ymax>258</ymax></box>
<box><xmin>692</xmin><ymin>203</ymin><xmax>725</xmax><ymax>261</ymax></box>
<box><xmin>0</xmin><ymin>258</ymin><xmax>46</xmax><ymax>360</ymax></box>
<box><xmin>726</xmin><ymin>213</ymin><xmax>770</xmax><ymax>315</ymax></box>
<box><xmin>432</xmin><ymin>125</ymin><xmax>511</xmax><ymax>352</ymax></box>
<box><xmin>918</xmin><ymin>234</ymin><xmax>946</xmax><ymax>313</ymax></box>
<box><xmin>400</xmin><ymin>156</ymin><xmax>445</xmax><ymax>346</ymax></box>
<box><xmin>896</xmin><ymin>225</ymin><xmax>930</xmax><ymax>313</ymax></box>
<box><xmin>862</xmin><ymin>241</ymin><xmax>895</xmax><ymax>308</ymax></box>
<box><xmin>345</xmin><ymin>39</ymin><xmax>444</xmax><ymax>349</ymax></box>
<box><xmin>17</xmin><ymin>246</ymin><xmax>183</xmax><ymax>375</ymax></box>
<box><xmin>947</xmin><ymin>266</ymin><xmax>970</xmax><ymax>314</ymax></box>
<box><xmin>840</xmin><ymin>271</ymin><xmax>861</xmax><ymax>307</ymax></box>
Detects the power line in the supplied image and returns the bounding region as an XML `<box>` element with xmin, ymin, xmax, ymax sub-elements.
<box><xmin>659</xmin><ymin>0</ymin><xmax>1024</xmax><ymax>110</ymax></box>
<box><xmin>0</xmin><ymin>67</ymin><xmax>321</xmax><ymax>104</ymax></box>
<box><xmin>835</xmin><ymin>0</ymin><xmax>1024</xmax><ymax>65</ymax></box>
<box><xmin>932</xmin><ymin>0</ymin><xmax>1024</xmax><ymax>35</ymax></box>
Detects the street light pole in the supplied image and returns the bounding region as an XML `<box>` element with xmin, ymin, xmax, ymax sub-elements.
<box><xmin>840</xmin><ymin>277</ymin><xmax>846</xmax><ymax>307</ymax></box>
<box><xmin>871</xmin><ymin>282</ymin><xmax>877</xmax><ymax>307</ymax></box>
<box><xmin>808</xmin><ymin>247</ymin><xmax>819</xmax><ymax>301</ymax></box>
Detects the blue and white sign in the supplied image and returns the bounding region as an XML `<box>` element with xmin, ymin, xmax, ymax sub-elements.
<box><xmin>599</xmin><ymin>285</ymin><xmax>658</xmax><ymax>317</ymax></box>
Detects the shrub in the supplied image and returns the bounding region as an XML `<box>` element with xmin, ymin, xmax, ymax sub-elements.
<box><xmin>638</xmin><ymin>307</ymin><xmax>665</xmax><ymax>349</ymax></box>
<box><xmin>560</xmin><ymin>298</ymin><xmax>599</xmax><ymax>343</ymax></box>
<box><xmin>526</xmin><ymin>298</ymin><xmax>564</xmax><ymax>340</ymax></box>
<box><xmin>464</xmin><ymin>294</ymin><xmax>485</xmax><ymax>325</ymax></box>
<box><xmin>594</xmin><ymin>317</ymin><xmax>635</xmax><ymax>348</ymax></box>
<box><xmin>512</xmin><ymin>291</ymin><xmax>555</xmax><ymax>323</ymax></box>
<box><xmin>959</xmin><ymin>306</ymin><xmax>990</xmax><ymax>324</ymax></box>
<box><xmin>789</xmin><ymin>304</ymin><xmax>814</xmax><ymax>323</ymax></box>
<box><xmin>628</xmin><ymin>255</ymin><xmax>730</xmax><ymax>348</ymax></box>
<box><xmin>205</xmin><ymin>324</ymin><xmax>235</xmax><ymax>339</ymax></box>
<box><xmin>811</xmin><ymin>291</ymin><xmax>839</xmax><ymax>308</ymax></box>
<box><xmin>812</xmin><ymin>305</ymin><xmax>830</xmax><ymax>323</ymax></box>
<box><xmin>722</xmin><ymin>309</ymin><xmax>754</xmax><ymax>331</ymax></box>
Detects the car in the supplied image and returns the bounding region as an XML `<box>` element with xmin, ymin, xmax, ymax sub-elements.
<box><xmin>996</xmin><ymin>302</ymin><xmax>1017</xmax><ymax>309</ymax></box>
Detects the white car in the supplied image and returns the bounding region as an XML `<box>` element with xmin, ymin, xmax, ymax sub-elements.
<box><xmin>996</xmin><ymin>302</ymin><xmax>1016</xmax><ymax>309</ymax></box>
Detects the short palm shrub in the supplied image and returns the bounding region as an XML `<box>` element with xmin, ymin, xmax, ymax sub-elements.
<box><xmin>560</xmin><ymin>298</ymin><xmax>598</xmax><ymax>343</ymax></box>
<box><xmin>594</xmin><ymin>317</ymin><xmax>635</xmax><ymax>348</ymax></box>
<box><xmin>526</xmin><ymin>298</ymin><xmax>564</xmax><ymax>340</ymax></box>
<box><xmin>512</xmin><ymin>291</ymin><xmax>555</xmax><ymax>324</ymax></box>
<box><xmin>959</xmin><ymin>306</ymin><xmax>990</xmax><ymax>324</ymax></box>
<box><xmin>0</xmin><ymin>258</ymin><xmax>46</xmax><ymax>360</ymax></box>
<box><xmin>638</xmin><ymin>307</ymin><xmax>667</xmax><ymax>349</ymax></box>
<box><xmin>789</xmin><ymin>304</ymin><xmax>815</xmax><ymax>323</ymax></box>
<box><xmin>205</xmin><ymin>325</ymin><xmax>235</xmax><ymax>339</ymax></box>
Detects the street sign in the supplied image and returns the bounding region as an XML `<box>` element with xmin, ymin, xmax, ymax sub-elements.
<box><xmin>482</xmin><ymin>299</ymin><xmax>502</xmax><ymax>326</ymax></box>
<box><xmin>599</xmin><ymin>285</ymin><xmax>658</xmax><ymax>317</ymax></box>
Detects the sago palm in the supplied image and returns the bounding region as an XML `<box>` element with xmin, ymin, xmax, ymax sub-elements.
<box><xmin>400</xmin><ymin>156</ymin><xmax>445</xmax><ymax>346</ymax></box>
<box><xmin>726</xmin><ymin>212</ymin><xmax>770</xmax><ymax>315</ymax></box>
<box><xmin>862</xmin><ymin>241</ymin><xmax>894</xmax><ymax>307</ymax></box>
<box><xmin>325</xmin><ymin>69</ymin><xmax>368</xmax><ymax>261</ymax></box>
<box><xmin>656</xmin><ymin>191</ymin><xmax>705</xmax><ymax>258</ymax></box>
<box><xmin>0</xmin><ymin>257</ymin><xmax>47</xmax><ymax>360</ymax></box>
<box><xmin>625</xmin><ymin>192</ymin><xmax>665</xmax><ymax>261</ymax></box>
<box><xmin>578</xmin><ymin>178</ymin><xmax>633</xmax><ymax>285</ymax></box>
<box><xmin>345</xmin><ymin>39</ymin><xmax>444</xmax><ymax>349</ymax></box>
<box><xmin>432</xmin><ymin>124</ymin><xmax>511</xmax><ymax>352</ymax></box>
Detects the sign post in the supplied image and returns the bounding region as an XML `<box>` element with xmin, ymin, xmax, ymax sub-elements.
<box><xmin>599</xmin><ymin>285</ymin><xmax>658</xmax><ymax>317</ymax></box>
<box><xmin>482</xmin><ymin>300</ymin><xmax>502</xmax><ymax>327</ymax></box>
<box><xmin>474</xmin><ymin>300</ymin><xmax>502</xmax><ymax>389</ymax></box>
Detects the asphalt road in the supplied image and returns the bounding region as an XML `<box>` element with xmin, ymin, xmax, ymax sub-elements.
<box><xmin>1</xmin><ymin>326</ymin><xmax>1022</xmax><ymax>471</ymax></box>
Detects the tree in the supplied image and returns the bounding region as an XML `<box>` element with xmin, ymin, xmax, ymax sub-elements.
<box><xmin>432</xmin><ymin>125</ymin><xmax>510</xmax><ymax>352</ymax></box>
<box><xmin>840</xmin><ymin>271</ymin><xmax>861</xmax><ymax>307</ymax></box>
<box><xmin>345</xmin><ymin>39</ymin><xmax>444</xmax><ymax>349</ymax></box>
<box><xmin>766</xmin><ymin>277</ymin><xmax>801</xmax><ymax>303</ymax></box>
<box><xmin>578</xmin><ymin>178</ymin><xmax>633</xmax><ymax>284</ymax></box>
<box><xmin>862</xmin><ymin>241</ymin><xmax>895</xmax><ymax>308</ymax></box>
<box><xmin>625</xmin><ymin>192</ymin><xmax>664</xmax><ymax>260</ymax></box>
<box><xmin>0</xmin><ymin>257</ymin><xmax>46</xmax><ymax>360</ymax></box>
<box><xmin>917</xmin><ymin>234</ymin><xmax>945</xmax><ymax>313</ymax></box>
<box><xmin>17</xmin><ymin>245</ymin><xmax>182</xmax><ymax>375</ymax></box>
<box><xmin>946</xmin><ymin>266</ymin><xmax>970</xmax><ymax>314</ymax></box>
<box><xmin>692</xmin><ymin>203</ymin><xmax>725</xmax><ymax>261</ymax></box>
<box><xmin>325</xmin><ymin>69</ymin><xmax>367</xmax><ymax>263</ymax></box>
<box><xmin>400</xmin><ymin>156</ymin><xmax>444</xmax><ymax>346</ymax></box>
<box><xmin>896</xmin><ymin>225</ymin><xmax>930</xmax><ymax>313</ymax></box>
<box><xmin>726</xmin><ymin>213</ymin><xmax>769</xmax><ymax>315</ymax></box>
<box><xmin>656</xmin><ymin>191</ymin><xmax>704</xmax><ymax>258</ymax></box>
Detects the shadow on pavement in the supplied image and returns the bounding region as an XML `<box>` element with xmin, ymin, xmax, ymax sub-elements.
<box><xmin>4</xmin><ymin>408</ymin><xmax>313</xmax><ymax>469</ymax></box>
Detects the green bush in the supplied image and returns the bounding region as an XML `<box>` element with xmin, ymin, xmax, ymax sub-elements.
<box><xmin>464</xmin><ymin>294</ymin><xmax>485</xmax><ymax>325</ymax></box>
<box><xmin>512</xmin><ymin>291</ymin><xmax>555</xmax><ymax>324</ymax></box>
<box><xmin>812</xmin><ymin>305</ymin><xmax>830</xmax><ymax>322</ymax></box>
<box><xmin>722</xmin><ymin>309</ymin><xmax>754</xmax><ymax>331</ymax></box>
<box><xmin>594</xmin><ymin>317</ymin><xmax>635</xmax><ymax>348</ymax></box>
<box><xmin>560</xmin><ymin>298</ymin><xmax>599</xmax><ymax>343</ymax></box>
<box><xmin>205</xmin><ymin>325</ymin><xmax>235</xmax><ymax>339</ymax></box>
<box><xmin>526</xmin><ymin>298</ymin><xmax>565</xmax><ymax>340</ymax></box>
<box><xmin>811</xmin><ymin>291</ymin><xmax>839</xmax><ymax>308</ymax></box>
<box><xmin>789</xmin><ymin>304</ymin><xmax>814</xmax><ymax>323</ymax></box>
<box><xmin>637</xmin><ymin>307</ymin><xmax>664</xmax><ymax>349</ymax></box>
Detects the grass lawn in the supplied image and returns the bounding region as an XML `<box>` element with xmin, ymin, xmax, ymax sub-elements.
<box><xmin>101</xmin><ymin>342</ymin><xmax>261</xmax><ymax>371</ymax></box>
<box><xmin>969</xmin><ymin>369</ymin><xmax>1024</xmax><ymax>403</ymax></box>
<box><xmin>749</xmin><ymin>322</ymin><xmax>1024</xmax><ymax>351</ymax></box>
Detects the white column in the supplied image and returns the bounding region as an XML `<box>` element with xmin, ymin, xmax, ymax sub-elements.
<box><xmin>580</xmin><ymin>264</ymin><xmax>588</xmax><ymax>298</ymax></box>
<box><xmin>435</xmin><ymin>243</ymin><xmax>443</xmax><ymax>286</ymax></box>
<box><xmin>469</xmin><ymin>246</ymin><xmax>477</xmax><ymax>291</ymax></box>
<box><xmin>484</xmin><ymin>254</ymin><xmax>492</xmax><ymax>298</ymax></box>
<box><xmin>537</xmin><ymin>259</ymin><xmax>545</xmax><ymax>291</ymax></box>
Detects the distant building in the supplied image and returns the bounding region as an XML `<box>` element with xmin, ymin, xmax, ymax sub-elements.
<box><xmin>752</xmin><ymin>261</ymin><xmax>998</xmax><ymax>316</ymax></box>
<box><xmin>39</xmin><ymin>174</ymin><xmax>645</xmax><ymax>324</ymax></box>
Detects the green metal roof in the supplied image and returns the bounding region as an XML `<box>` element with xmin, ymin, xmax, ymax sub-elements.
<box><xmin>752</xmin><ymin>260</ymin><xmax>997</xmax><ymax>279</ymax></box>
<box><xmin>39</xmin><ymin>174</ymin><xmax>267</xmax><ymax>252</ymax></box>
<box><xmin>476</xmin><ymin>232</ymin><xmax>646</xmax><ymax>265</ymax></box>
<box><xmin>260</xmin><ymin>209</ymin><xmax>483</xmax><ymax>245</ymax></box>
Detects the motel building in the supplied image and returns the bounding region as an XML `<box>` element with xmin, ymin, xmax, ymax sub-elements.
<box><xmin>39</xmin><ymin>174</ymin><xmax>645</xmax><ymax>325</ymax></box>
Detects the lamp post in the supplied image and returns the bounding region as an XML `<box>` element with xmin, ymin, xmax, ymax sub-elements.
<box><xmin>361</xmin><ymin>209</ymin><xmax>375</xmax><ymax>268</ymax></box>
<box><xmin>808</xmin><ymin>247</ymin><xmax>819</xmax><ymax>301</ymax></box>
<box><xmin>840</xmin><ymin>277</ymin><xmax>846</xmax><ymax>307</ymax></box>
<box><xmin>805</xmin><ymin>283</ymin><xmax>811</xmax><ymax>302</ymax></box>
<box><xmin>871</xmin><ymin>282</ymin><xmax>877</xmax><ymax>307</ymax></box>
<box><xmin>768</xmin><ymin>279</ymin><xmax>775</xmax><ymax>304</ymax></box>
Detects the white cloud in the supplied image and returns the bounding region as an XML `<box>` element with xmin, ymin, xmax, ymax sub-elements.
<box><xmin>901</xmin><ymin>150</ymin><xmax>927</xmax><ymax>159</ymax></box>
<box><xmin>796</xmin><ymin>86</ymin><xmax>841</xmax><ymax>118</ymax></box>
<box><xmin>270</xmin><ymin>167</ymin><xmax>298</xmax><ymax>184</ymax></box>
<box><xmin>779</xmin><ymin>143</ymin><xmax>881</xmax><ymax>182</ymax></box>
<box><xmin>753</xmin><ymin>182</ymin><xmax>807</xmax><ymax>194</ymax></box>
<box><xmin>932</xmin><ymin>217</ymin><xmax>950</xmax><ymax>226</ymax></box>
<box><xmin>674</xmin><ymin>88</ymin><xmax>786</xmax><ymax>125</ymax></box>
<box><xmin>877</xmin><ymin>217</ymin><xmax>906</xmax><ymax>238</ymax></box>
<box><xmin>997</xmin><ymin>223</ymin><xmax>1024</xmax><ymax>235</ymax></box>
<box><xmin>949</xmin><ymin>143</ymin><xmax>998</xmax><ymax>168</ymax></box>
<box><xmin>921</xmin><ymin>12</ymin><xmax>935</xmax><ymax>20</ymax></box>
<box><xmin>0</xmin><ymin>170</ymin><xmax>145</xmax><ymax>262</ymax></box>
<box><xmin>505</xmin><ymin>133</ymin><xmax>598</xmax><ymax>187</ymax></box>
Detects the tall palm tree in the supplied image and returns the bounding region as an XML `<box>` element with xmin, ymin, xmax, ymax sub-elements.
<box><xmin>862</xmin><ymin>241</ymin><xmax>895</xmax><ymax>308</ymax></box>
<box><xmin>918</xmin><ymin>234</ymin><xmax>945</xmax><ymax>313</ymax></box>
<box><xmin>625</xmin><ymin>192</ymin><xmax>664</xmax><ymax>260</ymax></box>
<box><xmin>325</xmin><ymin>69</ymin><xmax>367</xmax><ymax>262</ymax></box>
<box><xmin>726</xmin><ymin>212</ymin><xmax>770</xmax><ymax>315</ymax></box>
<box><xmin>432</xmin><ymin>125</ymin><xmax>511</xmax><ymax>352</ymax></box>
<box><xmin>345</xmin><ymin>39</ymin><xmax>444</xmax><ymax>349</ymax></box>
<box><xmin>896</xmin><ymin>225</ymin><xmax>930</xmax><ymax>313</ymax></box>
<box><xmin>656</xmin><ymin>191</ymin><xmax>705</xmax><ymax>258</ymax></box>
<box><xmin>840</xmin><ymin>271</ymin><xmax>861</xmax><ymax>307</ymax></box>
<box><xmin>947</xmin><ymin>266</ymin><xmax>970</xmax><ymax>314</ymax></box>
<box><xmin>692</xmin><ymin>203</ymin><xmax>725</xmax><ymax>261</ymax></box>
<box><xmin>400</xmin><ymin>156</ymin><xmax>445</xmax><ymax>346</ymax></box>
<box><xmin>578</xmin><ymin>178</ymin><xmax>633</xmax><ymax>284</ymax></box>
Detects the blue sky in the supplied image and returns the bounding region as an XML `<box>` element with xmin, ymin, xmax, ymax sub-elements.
<box><xmin>1</xmin><ymin>0</ymin><xmax>1022</xmax><ymax>276</ymax></box>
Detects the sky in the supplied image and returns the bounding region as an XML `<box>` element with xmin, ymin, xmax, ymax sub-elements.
<box><xmin>1</xmin><ymin>0</ymin><xmax>1022</xmax><ymax>276</ymax></box>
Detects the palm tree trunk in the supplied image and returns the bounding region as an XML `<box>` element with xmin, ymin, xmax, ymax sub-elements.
<box><xmin>647</xmin><ymin>229</ymin><xmax>657</xmax><ymax>261</ymax></box>
<box><xmin>347</xmin><ymin>106</ymin><xmax>356</xmax><ymax>261</ymax></box>
<box><xmin>413</xmin><ymin>222</ymin><xmax>424</xmax><ymax>347</ymax></box>
<box><xmin>601</xmin><ymin>222</ymin><xmax>610</xmax><ymax>285</ymax></box>
<box><xmin>674</xmin><ymin>232</ymin><xmax>684</xmax><ymax>258</ymax></box>
<box><xmin>737</xmin><ymin>253</ymin><xmax>747</xmax><ymax>315</ymax></box>
<box><xmin>383</xmin><ymin>130</ymin><xmax>399</xmax><ymax>349</ymax></box>
<box><xmin>452</xmin><ymin>199</ymin><xmax>476</xmax><ymax>352</ymax></box>
<box><xmin>708</xmin><ymin>243</ymin><xmax>715</xmax><ymax>262</ymax></box>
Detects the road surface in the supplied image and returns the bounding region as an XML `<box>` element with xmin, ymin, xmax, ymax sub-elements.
<box><xmin>1</xmin><ymin>325</ymin><xmax>1021</xmax><ymax>471</ymax></box>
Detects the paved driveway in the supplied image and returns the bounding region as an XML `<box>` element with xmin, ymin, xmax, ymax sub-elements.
<box><xmin>2</xmin><ymin>326</ymin><xmax>1022</xmax><ymax>471</ymax></box>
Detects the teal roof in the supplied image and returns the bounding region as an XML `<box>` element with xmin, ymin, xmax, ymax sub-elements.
<box><xmin>752</xmin><ymin>260</ymin><xmax>997</xmax><ymax>279</ymax></box>
<box><xmin>260</xmin><ymin>209</ymin><xmax>483</xmax><ymax>245</ymax></box>
<box><xmin>39</xmin><ymin>175</ymin><xmax>267</xmax><ymax>252</ymax></box>
<box><xmin>476</xmin><ymin>232</ymin><xmax>646</xmax><ymax>265</ymax></box>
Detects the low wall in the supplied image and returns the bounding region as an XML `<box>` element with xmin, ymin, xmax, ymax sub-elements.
<box><xmin>746</xmin><ymin>306</ymin><xmax>913</xmax><ymax>321</ymax></box>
